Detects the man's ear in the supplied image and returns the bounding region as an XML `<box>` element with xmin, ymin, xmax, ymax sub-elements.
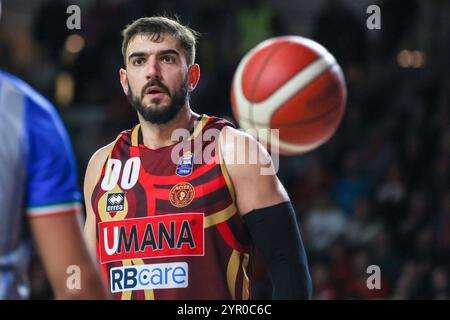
<box><xmin>187</xmin><ymin>64</ymin><xmax>200</xmax><ymax>92</ymax></box>
<box><xmin>119</xmin><ymin>68</ymin><xmax>129</xmax><ymax>95</ymax></box>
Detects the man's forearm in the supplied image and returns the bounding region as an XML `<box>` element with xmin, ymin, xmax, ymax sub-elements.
<box><xmin>242</xmin><ymin>201</ymin><xmax>312</xmax><ymax>299</ymax></box>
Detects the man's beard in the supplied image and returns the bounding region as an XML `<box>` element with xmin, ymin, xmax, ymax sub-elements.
<box><xmin>127</xmin><ymin>76</ymin><xmax>189</xmax><ymax>124</ymax></box>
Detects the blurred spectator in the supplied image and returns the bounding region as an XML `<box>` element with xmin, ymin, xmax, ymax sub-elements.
<box><xmin>292</xmin><ymin>158</ymin><xmax>333</xmax><ymax>211</ymax></box>
<box><xmin>343</xmin><ymin>197</ymin><xmax>383</xmax><ymax>248</ymax></box>
<box><xmin>427</xmin><ymin>266</ymin><xmax>450</xmax><ymax>299</ymax></box>
<box><xmin>371</xmin><ymin>232</ymin><xmax>402</xmax><ymax>294</ymax></box>
<box><xmin>375</xmin><ymin>0</ymin><xmax>419</xmax><ymax>60</ymax></box>
<box><xmin>305</xmin><ymin>194</ymin><xmax>348</xmax><ymax>253</ymax></box>
<box><xmin>327</xmin><ymin>237</ymin><xmax>351</xmax><ymax>297</ymax></box>
<box><xmin>235</xmin><ymin>0</ymin><xmax>283</xmax><ymax>56</ymax></box>
<box><xmin>376</xmin><ymin>164</ymin><xmax>406</xmax><ymax>206</ymax></box>
<box><xmin>391</xmin><ymin>260</ymin><xmax>421</xmax><ymax>299</ymax></box>
<box><xmin>397</xmin><ymin>190</ymin><xmax>430</xmax><ymax>255</ymax></box>
<box><xmin>434</xmin><ymin>190</ymin><xmax>450</xmax><ymax>257</ymax></box>
<box><xmin>375</xmin><ymin>162</ymin><xmax>407</xmax><ymax>230</ymax></box>
<box><xmin>413</xmin><ymin>224</ymin><xmax>435</xmax><ymax>261</ymax></box>
<box><xmin>311</xmin><ymin>262</ymin><xmax>337</xmax><ymax>300</ymax></box>
<box><xmin>331</xmin><ymin>150</ymin><xmax>373</xmax><ymax>214</ymax></box>
<box><xmin>344</xmin><ymin>249</ymin><xmax>388</xmax><ymax>299</ymax></box>
<box><xmin>314</xmin><ymin>0</ymin><xmax>367</xmax><ymax>68</ymax></box>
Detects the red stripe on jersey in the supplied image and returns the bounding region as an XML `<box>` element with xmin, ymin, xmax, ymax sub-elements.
<box><xmin>151</xmin><ymin>174</ymin><xmax>227</xmax><ymax>199</ymax></box>
<box><xmin>145</xmin><ymin>185</ymin><xmax>156</xmax><ymax>216</ymax></box>
<box><xmin>216</xmin><ymin>221</ymin><xmax>249</xmax><ymax>253</ymax></box>
<box><xmin>131</xmin><ymin>146</ymin><xmax>156</xmax><ymax>215</ymax></box>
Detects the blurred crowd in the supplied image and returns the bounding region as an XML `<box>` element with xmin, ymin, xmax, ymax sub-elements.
<box><xmin>1</xmin><ymin>0</ymin><xmax>448</xmax><ymax>299</ymax></box>
<box><xmin>281</xmin><ymin>0</ymin><xmax>450</xmax><ymax>299</ymax></box>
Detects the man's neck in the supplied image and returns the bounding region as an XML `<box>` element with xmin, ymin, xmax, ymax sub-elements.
<box><xmin>138</xmin><ymin>105</ymin><xmax>200</xmax><ymax>150</ymax></box>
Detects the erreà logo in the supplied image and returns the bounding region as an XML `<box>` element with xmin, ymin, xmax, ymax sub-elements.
<box><xmin>106</xmin><ymin>193</ymin><xmax>125</xmax><ymax>212</ymax></box>
<box><xmin>98</xmin><ymin>213</ymin><xmax>205</xmax><ymax>264</ymax></box>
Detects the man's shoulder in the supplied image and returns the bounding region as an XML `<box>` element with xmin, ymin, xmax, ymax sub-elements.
<box><xmin>89</xmin><ymin>142</ymin><xmax>115</xmax><ymax>166</ymax></box>
<box><xmin>202</xmin><ymin>114</ymin><xmax>237</xmax><ymax>131</ymax></box>
<box><xmin>85</xmin><ymin>142</ymin><xmax>115</xmax><ymax>181</ymax></box>
<box><xmin>87</xmin><ymin>123</ymin><xmax>137</xmax><ymax>168</ymax></box>
<box><xmin>219</xmin><ymin>124</ymin><xmax>259</xmax><ymax>150</ymax></box>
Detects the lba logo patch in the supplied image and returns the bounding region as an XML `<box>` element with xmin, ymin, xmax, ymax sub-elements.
<box><xmin>106</xmin><ymin>192</ymin><xmax>125</xmax><ymax>212</ymax></box>
<box><xmin>176</xmin><ymin>152</ymin><xmax>194</xmax><ymax>176</ymax></box>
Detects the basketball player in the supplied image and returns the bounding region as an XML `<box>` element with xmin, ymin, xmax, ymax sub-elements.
<box><xmin>0</xmin><ymin>1</ymin><xmax>109</xmax><ymax>299</ymax></box>
<box><xmin>84</xmin><ymin>16</ymin><xmax>312</xmax><ymax>300</ymax></box>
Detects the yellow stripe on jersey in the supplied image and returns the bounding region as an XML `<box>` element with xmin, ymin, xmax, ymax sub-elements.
<box><xmin>204</xmin><ymin>203</ymin><xmax>237</xmax><ymax>229</ymax></box>
<box><xmin>132</xmin><ymin>259</ymin><xmax>155</xmax><ymax>300</ymax></box>
<box><xmin>241</xmin><ymin>253</ymin><xmax>250</xmax><ymax>300</ymax></box>
<box><xmin>96</xmin><ymin>133</ymin><xmax>123</xmax><ymax>185</ymax></box>
<box><xmin>188</xmin><ymin>115</ymin><xmax>210</xmax><ymax>141</ymax></box>
<box><xmin>119</xmin><ymin>259</ymin><xmax>155</xmax><ymax>300</ymax></box>
<box><xmin>218</xmin><ymin>133</ymin><xmax>237</xmax><ymax>203</ymax></box>
<box><xmin>121</xmin><ymin>260</ymin><xmax>133</xmax><ymax>300</ymax></box>
<box><xmin>131</xmin><ymin>124</ymin><xmax>140</xmax><ymax>147</ymax></box>
<box><xmin>226</xmin><ymin>250</ymin><xmax>240</xmax><ymax>300</ymax></box>
<box><xmin>202</xmin><ymin>125</ymin><xmax>239</xmax><ymax>228</ymax></box>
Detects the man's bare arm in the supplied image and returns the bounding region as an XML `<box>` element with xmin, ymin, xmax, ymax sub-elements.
<box><xmin>220</xmin><ymin>126</ymin><xmax>312</xmax><ymax>299</ymax></box>
<box><xmin>220</xmin><ymin>126</ymin><xmax>289</xmax><ymax>215</ymax></box>
<box><xmin>83</xmin><ymin>144</ymin><xmax>113</xmax><ymax>257</ymax></box>
<box><xmin>29</xmin><ymin>213</ymin><xmax>109</xmax><ymax>299</ymax></box>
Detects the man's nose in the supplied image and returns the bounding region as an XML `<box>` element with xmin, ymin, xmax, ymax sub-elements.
<box><xmin>146</xmin><ymin>57</ymin><xmax>161</xmax><ymax>80</ymax></box>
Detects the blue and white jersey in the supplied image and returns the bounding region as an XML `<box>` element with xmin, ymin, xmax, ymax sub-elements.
<box><xmin>0</xmin><ymin>70</ymin><xmax>82</xmax><ymax>299</ymax></box>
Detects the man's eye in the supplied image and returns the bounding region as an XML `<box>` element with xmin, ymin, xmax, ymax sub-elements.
<box><xmin>161</xmin><ymin>56</ymin><xmax>175</xmax><ymax>63</ymax></box>
<box><xmin>133</xmin><ymin>58</ymin><xmax>145</xmax><ymax>66</ymax></box>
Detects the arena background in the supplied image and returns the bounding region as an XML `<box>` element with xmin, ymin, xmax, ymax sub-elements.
<box><xmin>1</xmin><ymin>0</ymin><xmax>449</xmax><ymax>299</ymax></box>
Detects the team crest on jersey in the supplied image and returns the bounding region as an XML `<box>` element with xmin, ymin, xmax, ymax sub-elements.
<box><xmin>106</xmin><ymin>192</ymin><xmax>125</xmax><ymax>212</ymax></box>
<box><xmin>176</xmin><ymin>152</ymin><xmax>194</xmax><ymax>176</ymax></box>
<box><xmin>169</xmin><ymin>182</ymin><xmax>195</xmax><ymax>208</ymax></box>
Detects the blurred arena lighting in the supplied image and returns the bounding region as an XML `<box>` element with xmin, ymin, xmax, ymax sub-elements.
<box><xmin>61</xmin><ymin>34</ymin><xmax>85</xmax><ymax>65</ymax></box>
<box><xmin>65</xmin><ymin>34</ymin><xmax>85</xmax><ymax>54</ymax></box>
<box><xmin>411</xmin><ymin>50</ymin><xmax>425</xmax><ymax>68</ymax></box>
<box><xmin>397</xmin><ymin>50</ymin><xmax>426</xmax><ymax>68</ymax></box>
<box><xmin>55</xmin><ymin>72</ymin><xmax>75</xmax><ymax>107</ymax></box>
<box><xmin>397</xmin><ymin>50</ymin><xmax>413</xmax><ymax>68</ymax></box>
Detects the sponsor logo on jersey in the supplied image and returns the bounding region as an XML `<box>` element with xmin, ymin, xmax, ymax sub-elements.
<box><xmin>106</xmin><ymin>192</ymin><xmax>125</xmax><ymax>212</ymax></box>
<box><xmin>176</xmin><ymin>152</ymin><xmax>194</xmax><ymax>177</ymax></box>
<box><xmin>169</xmin><ymin>182</ymin><xmax>195</xmax><ymax>208</ymax></box>
<box><xmin>98</xmin><ymin>213</ymin><xmax>204</xmax><ymax>264</ymax></box>
<box><xmin>110</xmin><ymin>262</ymin><xmax>188</xmax><ymax>292</ymax></box>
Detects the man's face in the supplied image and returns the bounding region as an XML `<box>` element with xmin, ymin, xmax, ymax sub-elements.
<box><xmin>120</xmin><ymin>33</ymin><xmax>191</xmax><ymax>124</ymax></box>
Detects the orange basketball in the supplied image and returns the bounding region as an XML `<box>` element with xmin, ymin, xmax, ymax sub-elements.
<box><xmin>231</xmin><ymin>36</ymin><xmax>347</xmax><ymax>155</ymax></box>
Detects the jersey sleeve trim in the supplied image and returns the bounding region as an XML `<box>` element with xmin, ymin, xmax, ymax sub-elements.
<box><xmin>27</xmin><ymin>201</ymin><xmax>82</xmax><ymax>218</ymax></box>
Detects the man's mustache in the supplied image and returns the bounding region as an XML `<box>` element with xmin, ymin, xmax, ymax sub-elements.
<box><xmin>141</xmin><ymin>80</ymin><xmax>170</xmax><ymax>99</ymax></box>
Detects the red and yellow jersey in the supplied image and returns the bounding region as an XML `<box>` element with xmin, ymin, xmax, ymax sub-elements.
<box><xmin>91</xmin><ymin>115</ymin><xmax>254</xmax><ymax>300</ymax></box>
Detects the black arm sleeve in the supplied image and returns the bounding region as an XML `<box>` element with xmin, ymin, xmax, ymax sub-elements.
<box><xmin>242</xmin><ymin>201</ymin><xmax>312</xmax><ymax>299</ymax></box>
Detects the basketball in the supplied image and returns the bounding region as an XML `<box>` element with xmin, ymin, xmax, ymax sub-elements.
<box><xmin>231</xmin><ymin>36</ymin><xmax>347</xmax><ymax>155</ymax></box>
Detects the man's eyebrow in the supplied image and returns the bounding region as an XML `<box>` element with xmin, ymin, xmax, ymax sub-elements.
<box><xmin>158</xmin><ymin>49</ymin><xmax>180</xmax><ymax>56</ymax></box>
<box><xmin>128</xmin><ymin>49</ymin><xmax>180</xmax><ymax>62</ymax></box>
<box><xmin>128</xmin><ymin>51</ymin><xmax>147</xmax><ymax>62</ymax></box>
